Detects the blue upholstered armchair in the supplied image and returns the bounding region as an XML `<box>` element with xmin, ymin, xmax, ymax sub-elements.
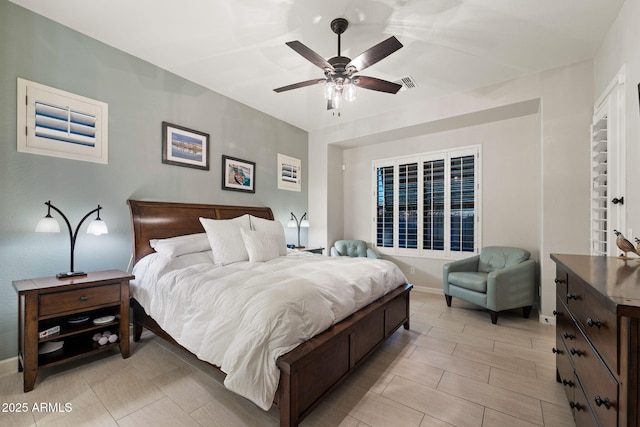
<box><xmin>330</xmin><ymin>240</ymin><xmax>380</xmax><ymax>259</ymax></box>
<box><xmin>443</xmin><ymin>246</ymin><xmax>535</xmax><ymax>324</ymax></box>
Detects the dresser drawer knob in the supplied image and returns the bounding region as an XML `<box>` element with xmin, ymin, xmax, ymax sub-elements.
<box><xmin>570</xmin><ymin>348</ymin><xmax>583</xmax><ymax>357</ymax></box>
<box><xmin>569</xmin><ymin>401</ymin><xmax>584</xmax><ymax>411</ymax></box>
<box><xmin>562</xmin><ymin>332</ymin><xmax>575</xmax><ymax>340</ymax></box>
<box><xmin>553</xmin><ymin>310</ymin><xmax>562</xmax><ymax>316</ymax></box>
<box><xmin>586</xmin><ymin>317</ymin><xmax>602</xmax><ymax>328</ymax></box>
<box><xmin>554</xmin><ymin>278</ymin><xmax>566</xmax><ymax>284</ymax></box>
<box><xmin>562</xmin><ymin>379</ymin><xmax>574</xmax><ymax>387</ymax></box>
<box><xmin>594</xmin><ymin>395</ymin><xmax>611</xmax><ymax>409</ymax></box>
<box><xmin>567</xmin><ymin>293</ymin><xmax>578</xmax><ymax>300</ymax></box>
<box><xmin>552</xmin><ymin>347</ymin><xmax>563</xmax><ymax>354</ymax></box>
<box><xmin>79</xmin><ymin>295</ymin><xmax>88</xmax><ymax>302</ymax></box>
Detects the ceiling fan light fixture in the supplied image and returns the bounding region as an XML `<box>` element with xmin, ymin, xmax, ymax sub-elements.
<box><xmin>274</xmin><ymin>17</ymin><xmax>403</xmax><ymax>111</ymax></box>
<box><xmin>332</xmin><ymin>90</ymin><xmax>343</xmax><ymax>109</ymax></box>
<box><xmin>324</xmin><ymin>80</ymin><xmax>336</xmax><ymax>100</ymax></box>
<box><xmin>344</xmin><ymin>80</ymin><xmax>357</xmax><ymax>102</ymax></box>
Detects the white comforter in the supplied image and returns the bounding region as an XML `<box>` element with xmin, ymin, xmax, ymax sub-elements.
<box><xmin>131</xmin><ymin>251</ymin><xmax>407</xmax><ymax>410</ymax></box>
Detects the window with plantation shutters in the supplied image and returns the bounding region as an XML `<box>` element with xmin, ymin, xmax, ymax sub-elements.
<box><xmin>277</xmin><ymin>153</ymin><xmax>302</xmax><ymax>192</ymax></box>
<box><xmin>17</xmin><ymin>78</ymin><xmax>108</xmax><ymax>164</ymax></box>
<box><xmin>373</xmin><ymin>146</ymin><xmax>480</xmax><ymax>258</ymax></box>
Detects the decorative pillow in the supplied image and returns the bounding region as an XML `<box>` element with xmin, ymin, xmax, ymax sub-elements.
<box><xmin>241</xmin><ymin>228</ymin><xmax>281</xmax><ymax>262</ymax></box>
<box><xmin>249</xmin><ymin>215</ymin><xmax>287</xmax><ymax>256</ymax></box>
<box><xmin>199</xmin><ymin>215</ymin><xmax>251</xmax><ymax>265</ymax></box>
<box><xmin>149</xmin><ymin>233</ymin><xmax>210</xmax><ymax>258</ymax></box>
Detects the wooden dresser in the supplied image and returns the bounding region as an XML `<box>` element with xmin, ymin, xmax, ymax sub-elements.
<box><xmin>552</xmin><ymin>254</ymin><xmax>640</xmax><ymax>426</ymax></box>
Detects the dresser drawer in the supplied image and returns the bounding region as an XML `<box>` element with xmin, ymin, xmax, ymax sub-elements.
<box><xmin>556</xmin><ymin>340</ymin><xmax>575</xmax><ymax>403</ymax></box>
<box><xmin>573</xmin><ymin>378</ymin><xmax>599</xmax><ymax>427</ymax></box>
<box><xmin>40</xmin><ymin>283</ymin><xmax>121</xmax><ymax>317</ymax></box>
<box><xmin>556</xmin><ymin>300</ymin><xmax>578</xmax><ymax>366</ymax></box>
<box><xmin>571</xmin><ymin>328</ymin><xmax>618</xmax><ymax>427</ymax></box>
<box><xmin>566</xmin><ymin>277</ymin><xmax>617</xmax><ymax>372</ymax></box>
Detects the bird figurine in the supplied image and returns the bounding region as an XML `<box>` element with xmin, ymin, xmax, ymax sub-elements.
<box><xmin>614</xmin><ymin>230</ymin><xmax>640</xmax><ymax>258</ymax></box>
<box><xmin>636</xmin><ymin>237</ymin><xmax>640</xmax><ymax>255</ymax></box>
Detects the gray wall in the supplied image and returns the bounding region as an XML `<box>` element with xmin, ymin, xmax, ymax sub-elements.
<box><xmin>0</xmin><ymin>1</ymin><xmax>308</xmax><ymax>360</ymax></box>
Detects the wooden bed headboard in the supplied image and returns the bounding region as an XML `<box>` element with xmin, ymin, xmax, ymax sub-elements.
<box><xmin>127</xmin><ymin>200</ymin><xmax>274</xmax><ymax>264</ymax></box>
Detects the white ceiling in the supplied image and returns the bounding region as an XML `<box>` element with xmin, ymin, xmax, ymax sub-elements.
<box><xmin>10</xmin><ymin>0</ymin><xmax>624</xmax><ymax>132</ymax></box>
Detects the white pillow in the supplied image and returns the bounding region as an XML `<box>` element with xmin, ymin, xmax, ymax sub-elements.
<box><xmin>199</xmin><ymin>215</ymin><xmax>250</xmax><ymax>265</ymax></box>
<box><xmin>241</xmin><ymin>229</ymin><xmax>281</xmax><ymax>262</ymax></box>
<box><xmin>249</xmin><ymin>215</ymin><xmax>287</xmax><ymax>256</ymax></box>
<box><xmin>149</xmin><ymin>233</ymin><xmax>210</xmax><ymax>258</ymax></box>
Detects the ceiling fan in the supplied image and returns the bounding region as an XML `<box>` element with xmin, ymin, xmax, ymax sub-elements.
<box><xmin>274</xmin><ymin>18</ymin><xmax>403</xmax><ymax>110</ymax></box>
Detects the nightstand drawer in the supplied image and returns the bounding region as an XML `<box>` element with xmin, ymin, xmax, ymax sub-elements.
<box><xmin>40</xmin><ymin>283</ymin><xmax>121</xmax><ymax>316</ymax></box>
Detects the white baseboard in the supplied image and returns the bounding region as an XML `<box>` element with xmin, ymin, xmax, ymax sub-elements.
<box><xmin>0</xmin><ymin>356</ymin><xmax>17</xmax><ymax>378</ymax></box>
<box><xmin>539</xmin><ymin>314</ymin><xmax>556</xmax><ymax>325</ymax></box>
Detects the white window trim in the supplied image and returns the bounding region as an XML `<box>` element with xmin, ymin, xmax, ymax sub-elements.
<box><xmin>372</xmin><ymin>145</ymin><xmax>482</xmax><ymax>260</ymax></box>
<box><xmin>17</xmin><ymin>78</ymin><xmax>108</xmax><ymax>164</ymax></box>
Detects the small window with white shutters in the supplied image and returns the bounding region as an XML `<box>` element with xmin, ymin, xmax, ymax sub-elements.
<box><xmin>17</xmin><ymin>78</ymin><xmax>108</xmax><ymax>164</ymax></box>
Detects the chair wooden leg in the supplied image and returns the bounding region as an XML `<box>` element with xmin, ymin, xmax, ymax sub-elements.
<box><xmin>522</xmin><ymin>305</ymin><xmax>533</xmax><ymax>319</ymax></box>
<box><xmin>490</xmin><ymin>311</ymin><xmax>499</xmax><ymax>324</ymax></box>
<box><xmin>445</xmin><ymin>295</ymin><xmax>452</xmax><ymax>307</ymax></box>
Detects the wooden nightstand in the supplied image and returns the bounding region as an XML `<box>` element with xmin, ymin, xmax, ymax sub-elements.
<box><xmin>13</xmin><ymin>270</ymin><xmax>134</xmax><ymax>392</ymax></box>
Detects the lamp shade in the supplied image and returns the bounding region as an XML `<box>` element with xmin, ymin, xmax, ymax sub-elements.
<box><xmin>86</xmin><ymin>219</ymin><xmax>108</xmax><ymax>235</ymax></box>
<box><xmin>287</xmin><ymin>219</ymin><xmax>297</xmax><ymax>228</ymax></box>
<box><xmin>35</xmin><ymin>216</ymin><xmax>61</xmax><ymax>233</ymax></box>
<box><xmin>300</xmin><ymin>219</ymin><xmax>310</xmax><ymax>228</ymax></box>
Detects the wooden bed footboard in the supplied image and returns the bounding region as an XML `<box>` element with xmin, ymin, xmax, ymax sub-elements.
<box><xmin>130</xmin><ymin>283</ymin><xmax>412</xmax><ymax>426</ymax></box>
<box><xmin>275</xmin><ymin>283</ymin><xmax>412</xmax><ymax>426</ymax></box>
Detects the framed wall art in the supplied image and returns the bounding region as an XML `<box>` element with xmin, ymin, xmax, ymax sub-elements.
<box><xmin>162</xmin><ymin>122</ymin><xmax>209</xmax><ymax>170</ymax></box>
<box><xmin>222</xmin><ymin>155</ymin><xmax>255</xmax><ymax>193</ymax></box>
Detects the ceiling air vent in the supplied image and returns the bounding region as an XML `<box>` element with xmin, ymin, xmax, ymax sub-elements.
<box><xmin>395</xmin><ymin>76</ymin><xmax>418</xmax><ymax>92</ymax></box>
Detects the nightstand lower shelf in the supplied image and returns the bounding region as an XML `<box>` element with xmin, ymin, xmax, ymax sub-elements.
<box><xmin>35</xmin><ymin>339</ymin><xmax>122</xmax><ymax>368</ymax></box>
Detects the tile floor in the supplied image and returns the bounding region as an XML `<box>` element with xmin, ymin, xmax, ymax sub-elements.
<box><xmin>0</xmin><ymin>290</ymin><xmax>575</xmax><ymax>426</ymax></box>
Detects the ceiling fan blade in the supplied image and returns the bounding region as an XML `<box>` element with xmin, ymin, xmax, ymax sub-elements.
<box><xmin>274</xmin><ymin>78</ymin><xmax>326</xmax><ymax>93</ymax></box>
<box><xmin>286</xmin><ymin>41</ymin><xmax>334</xmax><ymax>71</ymax></box>
<box><xmin>353</xmin><ymin>76</ymin><xmax>402</xmax><ymax>94</ymax></box>
<box><xmin>347</xmin><ymin>36</ymin><xmax>403</xmax><ymax>73</ymax></box>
